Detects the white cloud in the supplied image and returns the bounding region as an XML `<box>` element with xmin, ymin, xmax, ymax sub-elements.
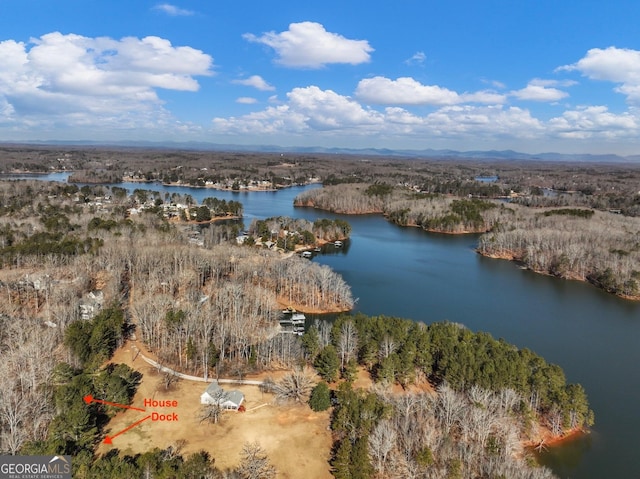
<box><xmin>384</xmin><ymin>107</ymin><xmax>424</xmax><ymax>125</ymax></box>
<box><xmin>616</xmin><ymin>84</ymin><xmax>640</xmax><ymax>101</ymax></box>
<box><xmin>212</xmin><ymin>85</ymin><xmax>541</xmax><ymax>143</ymax></box>
<box><xmin>0</xmin><ymin>97</ymin><xmax>15</xmax><ymax>119</ymax></box>
<box><xmin>423</xmin><ymin>105</ymin><xmax>544</xmax><ymax>139</ymax></box>
<box><xmin>153</xmin><ymin>3</ymin><xmax>194</xmax><ymax>16</ymax></box>
<box><xmin>243</xmin><ymin>22</ymin><xmax>373</xmax><ymax>68</ymax></box>
<box><xmin>548</xmin><ymin>105</ymin><xmax>639</xmax><ymax>139</ymax></box>
<box><xmin>510</xmin><ymin>81</ymin><xmax>569</xmax><ymax>102</ymax></box>
<box><xmin>213</xmin><ymin>86</ymin><xmax>382</xmax><ymax>134</ymax></box>
<box><xmin>213</xmin><ymin>105</ymin><xmax>308</xmax><ymax>135</ymax></box>
<box><xmin>356</xmin><ymin>76</ymin><xmax>459</xmax><ymax>105</ymax></box>
<box><xmin>560</xmin><ymin>47</ymin><xmax>640</xmax><ymax>82</ymax></box>
<box><xmin>355</xmin><ymin>76</ymin><xmax>506</xmax><ymax>106</ymax></box>
<box><xmin>287</xmin><ymin>86</ymin><xmax>382</xmax><ymax>129</ymax></box>
<box><xmin>208</xmin><ymin>84</ymin><xmax>640</xmax><ymax>153</ymax></box>
<box><xmin>232</xmin><ymin>75</ymin><xmax>275</xmax><ymax>91</ymax></box>
<box><xmin>529</xmin><ymin>78</ymin><xmax>577</xmax><ymax>88</ymax></box>
<box><xmin>236</xmin><ymin>97</ymin><xmax>257</xmax><ymax>104</ymax></box>
<box><xmin>560</xmin><ymin>47</ymin><xmax>640</xmax><ymax>102</ymax></box>
<box><xmin>405</xmin><ymin>51</ymin><xmax>426</xmax><ymax>66</ymax></box>
<box><xmin>106</xmin><ymin>35</ymin><xmax>212</xmax><ymax>77</ymax></box>
<box><xmin>0</xmin><ymin>32</ymin><xmax>212</xmax><ymax>129</ymax></box>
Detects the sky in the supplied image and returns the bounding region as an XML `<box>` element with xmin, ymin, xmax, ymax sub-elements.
<box><xmin>1</xmin><ymin>0</ymin><xmax>640</xmax><ymax>155</ymax></box>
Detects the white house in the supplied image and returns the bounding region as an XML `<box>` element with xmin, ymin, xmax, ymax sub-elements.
<box><xmin>236</xmin><ymin>234</ymin><xmax>250</xmax><ymax>245</ymax></box>
<box><xmin>79</xmin><ymin>290</ymin><xmax>104</xmax><ymax>320</ymax></box>
<box><xmin>200</xmin><ymin>381</ymin><xmax>244</xmax><ymax>410</ymax></box>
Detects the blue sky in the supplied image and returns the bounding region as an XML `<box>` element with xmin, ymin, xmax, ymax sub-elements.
<box><xmin>1</xmin><ymin>1</ymin><xmax>640</xmax><ymax>155</ymax></box>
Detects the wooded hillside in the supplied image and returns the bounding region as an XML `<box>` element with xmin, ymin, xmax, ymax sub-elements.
<box><xmin>303</xmin><ymin>314</ymin><xmax>590</xmax><ymax>479</ymax></box>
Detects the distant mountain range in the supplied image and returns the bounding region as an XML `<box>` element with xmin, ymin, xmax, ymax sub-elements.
<box><xmin>5</xmin><ymin>139</ymin><xmax>640</xmax><ymax>163</ymax></box>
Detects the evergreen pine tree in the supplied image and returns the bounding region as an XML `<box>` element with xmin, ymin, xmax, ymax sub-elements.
<box><xmin>331</xmin><ymin>439</ymin><xmax>352</xmax><ymax>479</ymax></box>
<box><xmin>309</xmin><ymin>381</ymin><xmax>331</xmax><ymax>412</ymax></box>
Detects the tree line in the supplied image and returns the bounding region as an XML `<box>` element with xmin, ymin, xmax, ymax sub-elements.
<box><xmin>329</xmin><ymin>382</ymin><xmax>558</xmax><ymax>479</ymax></box>
<box><xmin>295</xmin><ymin>183</ymin><xmax>512</xmax><ymax>233</ymax></box>
<box><xmin>304</xmin><ymin>314</ymin><xmax>592</xmax><ymax>432</ymax></box>
<box><xmin>4</xmin><ymin>145</ymin><xmax>640</xmax><ymax>217</ymax></box>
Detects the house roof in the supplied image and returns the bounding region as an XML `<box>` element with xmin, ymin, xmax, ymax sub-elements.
<box><xmin>203</xmin><ymin>381</ymin><xmax>244</xmax><ymax>407</ymax></box>
<box><xmin>224</xmin><ymin>390</ymin><xmax>244</xmax><ymax>407</ymax></box>
<box><xmin>205</xmin><ymin>381</ymin><xmax>223</xmax><ymax>396</ymax></box>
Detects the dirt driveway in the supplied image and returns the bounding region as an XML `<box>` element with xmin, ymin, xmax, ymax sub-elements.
<box><xmin>97</xmin><ymin>341</ymin><xmax>333</xmax><ymax>479</ymax></box>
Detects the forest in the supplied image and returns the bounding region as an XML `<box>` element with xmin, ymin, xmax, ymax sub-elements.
<box><xmin>14</xmin><ymin>302</ymin><xmax>278</xmax><ymax>479</ymax></box>
<box><xmin>294</xmin><ymin>183</ymin><xmax>507</xmax><ymax>233</ymax></box>
<box><xmin>299</xmin><ymin>314</ymin><xmax>591</xmax><ymax>479</ymax></box>
<box><xmin>477</xmin><ymin>207</ymin><xmax>640</xmax><ymax>298</ymax></box>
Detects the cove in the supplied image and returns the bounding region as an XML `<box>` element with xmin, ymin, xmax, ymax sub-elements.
<box><xmin>11</xmin><ymin>174</ymin><xmax>640</xmax><ymax>479</ymax></box>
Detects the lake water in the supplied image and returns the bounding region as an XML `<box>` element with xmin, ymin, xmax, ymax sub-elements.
<box><xmin>9</xmin><ymin>174</ymin><xmax>640</xmax><ymax>478</ymax></box>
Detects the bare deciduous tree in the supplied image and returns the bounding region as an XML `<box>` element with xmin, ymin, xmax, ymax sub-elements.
<box><xmin>0</xmin><ymin>386</ymin><xmax>29</xmax><ymax>455</ymax></box>
<box><xmin>338</xmin><ymin>320</ymin><xmax>358</xmax><ymax>370</ymax></box>
<box><xmin>199</xmin><ymin>400</ymin><xmax>224</xmax><ymax>425</ymax></box>
<box><xmin>368</xmin><ymin>419</ymin><xmax>396</xmax><ymax>475</ymax></box>
<box><xmin>436</xmin><ymin>383</ymin><xmax>465</xmax><ymax>436</ymax></box>
<box><xmin>272</xmin><ymin>368</ymin><xmax>315</xmax><ymax>404</ymax></box>
<box><xmin>236</xmin><ymin>441</ymin><xmax>276</xmax><ymax>479</ymax></box>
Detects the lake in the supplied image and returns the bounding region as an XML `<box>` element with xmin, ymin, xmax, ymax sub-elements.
<box><xmin>9</xmin><ymin>174</ymin><xmax>640</xmax><ymax>478</ymax></box>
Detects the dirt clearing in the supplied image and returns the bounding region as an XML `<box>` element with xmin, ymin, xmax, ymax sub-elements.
<box><xmin>97</xmin><ymin>341</ymin><xmax>333</xmax><ymax>479</ymax></box>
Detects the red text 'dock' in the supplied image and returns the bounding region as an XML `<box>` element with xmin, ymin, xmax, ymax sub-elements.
<box><xmin>152</xmin><ymin>412</ymin><xmax>178</xmax><ymax>421</ymax></box>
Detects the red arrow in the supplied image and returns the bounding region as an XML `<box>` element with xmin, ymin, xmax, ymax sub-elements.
<box><xmin>104</xmin><ymin>415</ymin><xmax>152</xmax><ymax>444</ymax></box>
<box><xmin>83</xmin><ymin>395</ymin><xmax>146</xmax><ymax>412</ymax></box>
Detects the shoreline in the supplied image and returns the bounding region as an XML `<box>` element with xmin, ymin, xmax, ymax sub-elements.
<box><xmin>526</xmin><ymin>427</ymin><xmax>589</xmax><ymax>451</ymax></box>
<box><xmin>276</xmin><ymin>300</ymin><xmax>351</xmax><ymax>315</ymax></box>
<box><xmin>476</xmin><ymin>249</ymin><xmax>640</xmax><ymax>301</ymax></box>
<box><xmin>171</xmin><ymin>215</ymin><xmax>241</xmax><ymax>225</ymax></box>
<box><xmin>54</xmin><ymin>174</ymin><xmax>321</xmax><ymax>191</ymax></box>
<box><xmin>148</xmin><ymin>179</ymin><xmax>319</xmax><ymax>191</ymax></box>
<box><xmin>295</xmin><ymin>201</ymin><xmax>490</xmax><ymax>234</ymax></box>
<box><xmin>161</xmin><ymin>180</ymin><xmax>279</xmax><ymax>191</ymax></box>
